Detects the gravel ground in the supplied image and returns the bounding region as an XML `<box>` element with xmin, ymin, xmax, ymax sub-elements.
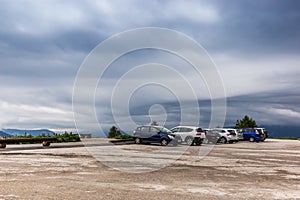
<box><xmin>0</xmin><ymin>139</ymin><xmax>300</xmax><ymax>200</ymax></box>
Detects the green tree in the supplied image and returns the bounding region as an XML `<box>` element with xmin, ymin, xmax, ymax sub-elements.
<box><xmin>235</xmin><ymin>115</ymin><xmax>257</xmax><ymax>128</ymax></box>
<box><xmin>108</xmin><ymin>126</ymin><xmax>121</xmax><ymax>138</ymax></box>
<box><xmin>151</xmin><ymin>121</ymin><xmax>158</xmax><ymax>126</ymax></box>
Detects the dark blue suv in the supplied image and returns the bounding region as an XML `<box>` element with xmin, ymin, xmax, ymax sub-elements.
<box><xmin>133</xmin><ymin>126</ymin><xmax>179</xmax><ymax>146</ymax></box>
<box><xmin>239</xmin><ymin>128</ymin><xmax>263</xmax><ymax>142</ymax></box>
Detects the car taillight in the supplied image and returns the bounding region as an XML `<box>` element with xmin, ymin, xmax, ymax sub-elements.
<box><xmin>196</xmin><ymin>132</ymin><xmax>202</xmax><ymax>136</ymax></box>
<box><xmin>226</xmin><ymin>134</ymin><xmax>230</xmax><ymax>136</ymax></box>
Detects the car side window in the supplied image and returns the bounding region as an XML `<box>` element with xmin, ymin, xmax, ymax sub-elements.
<box><xmin>141</xmin><ymin>126</ymin><xmax>149</xmax><ymax>132</ymax></box>
<box><xmin>150</xmin><ymin>127</ymin><xmax>158</xmax><ymax>133</ymax></box>
<box><xmin>181</xmin><ymin>128</ymin><xmax>192</xmax><ymax>132</ymax></box>
<box><xmin>171</xmin><ymin>128</ymin><xmax>179</xmax><ymax>133</ymax></box>
<box><xmin>221</xmin><ymin>130</ymin><xmax>226</xmax><ymax>133</ymax></box>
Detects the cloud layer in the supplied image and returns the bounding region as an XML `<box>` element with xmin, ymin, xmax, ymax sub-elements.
<box><xmin>0</xmin><ymin>0</ymin><xmax>299</xmax><ymax>133</ymax></box>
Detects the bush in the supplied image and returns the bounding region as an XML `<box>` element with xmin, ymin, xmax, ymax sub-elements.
<box><xmin>55</xmin><ymin>132</ymin><xmax>80</xmax><ymax>142</ymax></box>
<box><xmin>114</xmin><ymin>134</ymin><xmax>133</xmax><ymax>140</ymax></box>
<box><xmin>108</xmin><ymin>126</ymin><xmax>121</xmax><ymax>138</ymax></box>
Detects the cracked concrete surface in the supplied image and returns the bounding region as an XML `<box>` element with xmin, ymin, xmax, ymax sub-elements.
<box><xmin>0</xmin><ymin>139</ymin><xmax>299</xmax><ymax>200</ymax></box>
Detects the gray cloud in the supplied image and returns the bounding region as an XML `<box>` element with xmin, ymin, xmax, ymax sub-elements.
<box><xmin>0</xmin><ymin>0</ymin><xmax>299</xmax><ymax>133</ymax></box>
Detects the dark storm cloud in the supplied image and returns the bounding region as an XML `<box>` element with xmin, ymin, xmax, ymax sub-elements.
<box><xmin>225</xmin><ymin>90</ymin><xmax>300</xmax><ymax>126</ymax></box>
<box><xmin>197</xmin><ymin>0</ymin><xmax>300</xmax><ymax>54</ymax></box>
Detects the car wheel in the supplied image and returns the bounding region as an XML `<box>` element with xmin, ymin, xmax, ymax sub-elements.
<box><xmin>134</xmin><ymin>137</ymin><xmax>141</xmax><ymax>144</ymax></box>
<box><xmin>195</xmin><ymin>142</ymin><xmax>202</xmax><ymax>146</ymax></box>
<box><xmin>219</xmin><ymin>137</ymin><xmax>227</xmax><ymax>144</ymax></box>
<box><xmin>185</xmin><ymin>136</ymin><xmax>194</xmax><ymax>146</ymax></box>
<box><xmin>161</xmin><ymin>139</ymin><xmax>168</xmax><ymax>146</ymax></box>
<box><xmin>249</xmin><ymin>137</ymin><xmax>255</xmax><ymax>142</ymax></box>
<box><xmin>195</xmin><ymin>139</ymin><xmax>203</xmax><ymax>146</ymax></box>
<box><xmin>42</xmin><ymin>141</ymin><xmax>50</xmax><ymax>147</ymax></box>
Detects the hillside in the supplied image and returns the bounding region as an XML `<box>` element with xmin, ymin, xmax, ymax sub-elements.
<box><xmin>2</xmin><ymin>129</ymin><xmax>55</xmax><ymax>137</ymax></box>
<box><xmin>0</xmin><ymin>131</ymin><xmax>11</xmax><ymax>138</ymax></box>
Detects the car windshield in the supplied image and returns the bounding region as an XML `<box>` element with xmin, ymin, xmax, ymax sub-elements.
<box><xmin>208</xmin><ymin>130</ymin><xmax>218</xmax><ymax>134</ymax></box>
<box><xmin>159</xmin><ymin>127</ymin><xmax>170</xmax><ymax>133</ymax></box>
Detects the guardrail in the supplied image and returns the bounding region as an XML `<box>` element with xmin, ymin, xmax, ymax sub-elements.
<box><xmin>0</xmin><ymin>137</ymin><xmax>58</xmax><ymax>148</ymax></box>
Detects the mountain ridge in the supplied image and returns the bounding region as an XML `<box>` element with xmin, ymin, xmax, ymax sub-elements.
<box><xmin>1</xmin><ymin>129</ymin><xmax>55</xmax><ymax>137</ymax></box>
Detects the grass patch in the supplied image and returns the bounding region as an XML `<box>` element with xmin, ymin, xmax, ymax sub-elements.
<box><xmin>114</xmin><ymin>134</ymin><xmax>133</xmax><ymax>140</ymax></box>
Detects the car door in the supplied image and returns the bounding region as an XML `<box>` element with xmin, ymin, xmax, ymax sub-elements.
<box><xmin>170</xmin><ymin>127</ymin><xmax>181</xmax><ymax>139</ymax></box>
<box><xmin>134</xmin><ymin>127</ymin><xmax>142</xmax><ymax>138</ymax></box>
<box><xmin>180</xmin><ymin>127</ymin><xmax>193</xmax><ymax>141</ymax></box>
<box><xmin>242</xmin><ymin>129</ymin><xmax>252</xmax><ymax>140</ymax></box>
<box><xmin>140</xmin><ymin>126</ymin><xmax>150</xmax><ymax>141</ymax></box>
<box><xmin>149</xmin><ymin>127</ymin><xmax>161</xmax><ymax>143</ymax></box>
<box><xmin>228</xmin><ymin>129</ymin><xmax>238</xmax><ymax>140</ymax></box>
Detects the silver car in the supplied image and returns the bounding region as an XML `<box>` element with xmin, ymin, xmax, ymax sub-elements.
<box><xmin>213</xmin><ymin>128</ymin><xmax>239</xmax><ymax>144</ymax></box>
<box><xmin>170</xmin><ymin>126</ymin><xmax>205</xmax><ymax>146</ymax></box>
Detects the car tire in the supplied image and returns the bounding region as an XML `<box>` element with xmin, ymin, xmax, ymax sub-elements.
<box><xmin>219</xmin><ymin>137</ymin><xmax>227</xmax><ymax>144</ymax></box>
<box><xmin>160</xmin><ymin>138</ymin><xmax>168</xmax><ymax>146</ymax></box>
<box><xmin>195</xmin><ymin>139</ymin><xmax>203</xmax><ymax>146</ymax></box>
<box><xmin>195</xmin><ymin>142</ymin><xmax>202</xmax><ymax>146</ymax></box>
<box><xmin>134</xmin><ymin>137</ymin><xmax>141</xmax><ymax>144</ymax></box>
<box><xmin>42</xmin><ymin>141</ymin><xmax>50</xmax><ymax>147</ymax></box>
<box><xmin>185</xmin><ymin>136</ymin><xmax>194</xmax><ymax>146</ymax></box>
<box><xmin>249</xmin><ymin>137</ymin><xmax>255</xmax><ymax>142</ymax></box>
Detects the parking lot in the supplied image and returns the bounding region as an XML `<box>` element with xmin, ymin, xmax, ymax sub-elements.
<box><xmin>0</xmin><ymin>139</ymin><xmax>300</xmax><ymax>200</ymax></box>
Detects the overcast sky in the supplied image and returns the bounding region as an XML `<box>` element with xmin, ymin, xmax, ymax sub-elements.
<box><xmin>0</xmin><ymin>0</ymin><xmax>300</xmax><ymax>133</ymax></box>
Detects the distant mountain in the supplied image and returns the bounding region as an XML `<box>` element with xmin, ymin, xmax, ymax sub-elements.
<box><xmin>0</xmin><ymin>131</ymin><xmax>11</xmax><ymax>138</ymax></box>
<box><xmin>2</xmin><ymin>129</ymin><xmax>55</xmax><ymax>137</ymax></box>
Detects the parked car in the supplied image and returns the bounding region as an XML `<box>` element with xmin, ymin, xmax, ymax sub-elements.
<box><xmin>133</xmin><ymin>125</ymin><xmax>180</xmax><ymax>146</ymax></box>
<box><xmin>170</xmin><ymin>126</ymin><xmax>205</xmax><ymax>146</ymax></box>
<box><xmin>213</xmin><ymin>128</ymin><xmax>239</xmax><ymax>144</ymax></box>
<box><xmin>205</xmin><ymin>129</ymin><xmax>221</xmax><ymax>144</ymax></box>
<box><xmin>237</xmin><ymin>131</ymin><xmax>244</xmax><ymax>140</ymax></box>
<box><xmin>255</xmin><ymin>128</ymin><xmax>268</xmax><ymax>141</ymax></box>
<box><xmin>238</xmin><ymin>128</ymin><xmax>262</xmax><ymax>142</ymax></box>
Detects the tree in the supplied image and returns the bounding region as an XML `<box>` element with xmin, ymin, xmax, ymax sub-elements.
<box><xmin>108</xmin><ymin>126</ymin><xmax>121</xmax><ymax>138</ymax></box>
<box><xmin>151</xmin><ymin>121</ymin><xmax>158</xmax><ymax>126</ymax></box>
<box><xmin>235</xmin><ymin>115</ymin><xmax>257</xmax><ymax>128</ymax></box>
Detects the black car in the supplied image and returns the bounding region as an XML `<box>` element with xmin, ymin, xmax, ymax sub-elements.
<box><xmin>205</xmin><ymin>129</ymin><xmax>221</xmax><ymax>144</ymax></box>
<box><xmin>133</xmin><ymin>125</ymin><xmax>180</xmax><ymax>146</ymax></box>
